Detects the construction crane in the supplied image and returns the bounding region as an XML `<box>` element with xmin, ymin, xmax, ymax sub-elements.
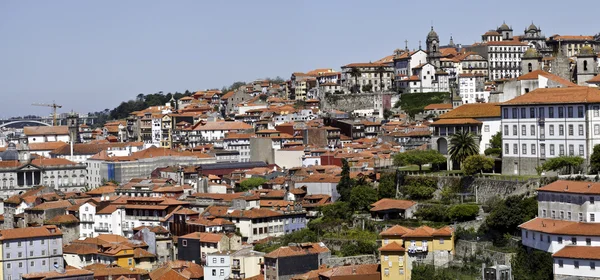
<box><xmin>32</xmin><ymin>101</ymin><xmax>62</xmax><ymax>126</ymax></box>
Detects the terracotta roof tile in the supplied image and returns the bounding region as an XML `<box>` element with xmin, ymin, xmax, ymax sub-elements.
<box><xmin>179</xmin><ymin>232</ymin><xmax>225</xmax><ymax>243</ymax></box>
<box><xmin>431</xmin><ymin>118</ymin><xmax>482</xmax><ymax>125</ymax></box>
<box><xmin>45</xmin><ymin>214</ymin><xmax>79</xmax><ymax>225</ymax></box>
<box><xmin>516</xmin><ymin>70</ymin><xmax>578</xmax><ymax>87</ymax></box>
<box><xmin>553</xmin><ymin>246</ymin><xmax>600</xmax><ymax>260</ymax></box>
<box><xmin>401</xmin><ymin>226</ymin><xmax>435</xmax><ymax>238</ymax></box>
<box><xmin>437</xmin><ymin>103</ymin><xmax>501</xmax><ymax>119</ymax></box>
<box><xmin>23</xmin><ymin>126</ymin><xmax>69</xmax><ymax>136</ymax></box>
<box><xmin>0</xmin><ymin>225</ymin><xmax>62</xmax><ymax>241</ymax></box>
<box><xmin>424</xmin><ymin>103</ymin><xmax>453</xmax><ymax>110</ymax></box>
<box><xmin>538</xmin><ymin>180</ymin><xmax>600</xmax><ymax>195</ymax></box>
<box><xmin>265</xmin><ymin>243</ymin><xmax>329</xmax><ymax>258</ymax></box>
<box><xmin>318</xmin><ymin>264</ymin><xmax>379</xmax><ymax>278</ymax></box>
<box><xmin>379</xmin><ymin>242</ymin><xmax>405</xmax><ymax>252</ymax></box>
<box><xmin>380</xmin><ymin>225</ymin><xmax>413</xmax><ymax>237</ymax></box>
<box><xmin>502</xmin><ymin>87</ymin><xmax>600</xmax><ymax>105</ymax></box>
<box><xmin>520</xmin><ymin>217</ymin><xmax>600</xmax><ymax>236</ymax></box>
<box><xmin>370</xmin><ymin>199</ymin><xmax>416</xmax><ymax>212</ymax></box>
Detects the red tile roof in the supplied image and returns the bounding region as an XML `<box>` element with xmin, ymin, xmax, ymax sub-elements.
<box><xmin>370</xmin><ymin>199</ymin><xmax>416</xmax><ymax>212</ymax></box>
<box><xmin>553</xmin><ymin>246</ymin><xmax>600</xmax><ymax>260</ymax></box>
<box><xmin>538</xmin><ymin>180</ymin><xmax>600</xmax><ymax>195</ymax></box>
<box><xmin>502</xmin><ymin>87</ymin><xmax>600</xmax><ymax>105</ymax></box>
<box><xmin>519</xmin><ymin>217</ymin><xmax>600</xmax><ymax>236</ymax></box>
<box><xmin>516</xmin><ymin>70</ymin><xmax>578</xmax><ymax>87</ymax></box>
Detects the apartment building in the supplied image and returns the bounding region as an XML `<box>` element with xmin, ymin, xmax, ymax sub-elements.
<box><xmin>264</xmin><ymin>243</ymin><xmax>330</xmax><ymax>280</ymax></box>
<box><xmin>0</xmin><ymin>226</ymin><xmax>64</xmax><ymax>280</ymax></box>
<box><xmin>177</xmin><ymin>232</ymin><xmax>241</xmax><ymax>264</ymax></box>
<box><xmin>187</xmin><ymin>121</ymin><xmax>254</xmax><ymax>146</ymax></box>
<box><xmin>230</xmin><ymin>248</ymin><xmax>264</xmax><ymax>280</ymax></box>
<box><xmin>500</xmin><ymin>87</ymin><xmax>600</xmax><ymax>175</ymax></box>
<box><xmin>458</xmin><ymin>73</ymin><xmax>489</xmax><ymax>104</ymax></box>
<box><xmin>204</xmin><ymin>252</ymin><xmax>231</xmax><ymax>280</ymax></box>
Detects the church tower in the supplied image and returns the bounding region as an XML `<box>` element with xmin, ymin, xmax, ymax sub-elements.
<box><xmin>67</xmin><ymin>113</ymin><xmax>80</xmax><ymax>144</ymax></box>
<box><xmin>426</xmin><ymin>26</ymin><xmax>442</xmax><ymax>69</ymax></box>
<box><xmin>521</xmin><ymin>48</ymin><xmax>542</xmax><ymax>74</ymax></box>
<box><xmin>575</xmin><ymin>46</ymin><xmax>598</xmax><ymax>86</ymax></box>
<box><xmin>497</xmin><ymin>22</ymin><xmax>513</xmax><ymax>40</ymax></box>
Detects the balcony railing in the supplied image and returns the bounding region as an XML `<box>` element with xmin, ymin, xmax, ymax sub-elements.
<box><xmin>94</xmin><ymin>227</ymin><xmax>110</xmax><ymax>232</ymax></box>
<box><xmin>126</xmin><ymin>215</ymin><xmax>160</xmax><ymax>221</ymax></box>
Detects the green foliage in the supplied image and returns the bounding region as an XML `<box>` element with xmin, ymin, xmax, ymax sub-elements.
<box><xmin>238</xmin><ymin>177</ymin><xmax>266</xmax><ymax>192</ymax></box>
<box><xmin>539</xmin><ymin>156</ymin><xmax>584</xmax><ymax>174</ymax></box>
<box><xmin>393</xmin><ymin>150</ymin><xmax>446</xmax><ymax>171</ymax></box>
<box><xmin>511</xmin><ymin>246</ymin><xmax>553</xmax><ymax>280</ymax></box>
<box><xmin>361</xmin><ymin>84</ymin><xmax>373</xmax><ymax>92</ymax></box>
<box><xmin>383</xmin><ymin>109</ymin><xmax>393</xmax><ymax>120</ymax></box>
<box><xmin>462</xmin><ymin>155</ymin><xmax>494</xmax><ymax>175</ymax></box>
<box><xmin>590</xmin><ymin>144</ymin><xmax>600</xmax><ymax>174</ymax></box>
<box><xmin>480</xmin><ymin>195</ymin><xmax>538</xmax><ymax>246</ymax></box>
<box><xmin>377</xmin><ymin>173</ymin><xmax>397</xmax><ymax>199</ymax></box>
<box><xmin>254</xmin><ymin>228</ymin><xmax>318</xmax><ymax>253</ymax></box>
<box><xmin>109</xmin><ymin>90</ymin><xmax>193</xmax><ymax>120</ymax></box>
<box><xmin>336</xmin><ymin>159</ymin><xmax>354</xmax><ymax>202</ymax></box>
<box><xmin>411</xmin><ymin>264</ymin><xmax>436</xmax><ymax>280</ymax></box>
<box><xmin>396</xmin><ymin>92</ymin><xmax>448</xmax><ymax>117</ymax></box>
<box><xmin>484</xmin><ymin>147</ymin><xmax>502</xmax><ymax>157</ymax></box>
<box><xmin>490</xmin><ymin>131</ymin><xmax>502</xmax><ymax>149</ymax></box>
<box><xmin>294</xmin><ymin>100</ymin><xmax>307</xmax><ymax>109</ymax></box>
<box><xmin>349</xmin><ymin>185</ymin><xmax>378</xmax><ymax>212</ymax></box>
<box><xmin>414</xmin><ymin>204</ymin><xmax>449</xmax><ymax>222</ymax></box>
<box><xmin>448</xmin><ymin>204</ymin><xmax>479</xmax><ymax>222</ymax></box>
<box><xmin>448</xmin><ymin>130</ymin><xmax>479</xmax><ymax>168</ymax></box>
<box><xmin>403</xmin><ymin>177</ymin><xmax>437</xmax><ymax>200</ymax></box>
<box><xmin>340</xmin><ymin>240</ymin><xmax>378</xmax><ymax>257</ymax></box>
<box><xmin>320</xmin><ymin>202</ymin><xmax>353</xmax><ymax>222</ymax></box>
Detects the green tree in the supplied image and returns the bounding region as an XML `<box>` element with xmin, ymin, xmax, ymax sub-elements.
<box><xmin>484</xmin><ymin>131</ymin><xmax>503</xmax><ymax>157</ymax></box>
<box><xmin>414</xmin><ymin>204</ymin><xmax>449</xmax><ymax>222</ymax></box>
<box><xmin>511</xmin><ymin>246</ymin><xmax>553</xmax><ymax>280</ymax></box>
<box><xmin>590</xmin><ymin>144</ymin><xmax>600</xmax><ymax>174</ymax></box>
<box><xmin>375</xmin><ymin>65</ymin><xmax>386</xmax><ymax>91</ymax></box>
<box><xmin>462</xmin><ymin>155</ymin><xmax>495</xmax><ymax>175</ymax></box>
<box><xmin>539</xmin><ymin>156</ymin><xmax>584</xmax><ymax>175</ymax></box>
<box><xmin>394</xmin><ymin>150</ymin><xmax>446</xmax><ymax>171</ymax></box>
<box><xmin>349</xmin><ymin>185</ymin><xmax>378</xmax><ymax>212</ymax></box>
<box><xmin>361</xmin><ymin>84</ymin><xmax>373</xmax><ymax>92</ymax></box>
<box><xmin>448</xmin><ymin>130</ymin><xmax>479</xmax><ymax>168</ymax></box>
<box><xmin>411</xmin><ymin>264</ymin><xmax>436</xmax><ymax>280</ymax></box>
<box><xmin>377</xmin><ymin>173</ymin><xmax>397</xmax><ymax>199</ymax></box>
<box><xmin>448</xmin><ymin>204</ymin><xmax>479</xmax><ymax>222</ymax></box>
<box><xmin>336</xmin><ymin>159</ymin><xmax>354</xmax><ymax>202</ymax></box>
<box><xmin>238</xmin><ymin>177</ymin><xmax>266</xmax><ymax>191</ymax></box>
<box><xmin>349</xmin><ymin>67</ymin><xmax>361</xmax><ymax>93</ymax></box>
<box><xmin>480</xmin><ymin>195</ymin><xmax>538</xmax><ymax>246</ymax></box>
<box><xmin>383</xmin><ymin>109</ymin><xmax>393</xmax><ymax>120</ymax></box>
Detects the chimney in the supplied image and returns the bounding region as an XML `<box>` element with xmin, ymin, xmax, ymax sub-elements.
<box><xmin>589</xmin><ymin>184</ymin><xmax>592</xmax><ymax>189</ymax></box>
<box><xmin>352</xmin><ymin>267</ymin><xmax>357</xmax><ymax>275</ymax></box>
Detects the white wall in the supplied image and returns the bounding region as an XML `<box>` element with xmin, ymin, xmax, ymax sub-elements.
<box><xmin>554</xmin><ymin>258</ymin><xmax>599</xmax><ymax>278</ymax></box>
<box><xmin>521</xmin><ymin>229</ymin><xmax>600</xmax><ymax>253</ymax></box>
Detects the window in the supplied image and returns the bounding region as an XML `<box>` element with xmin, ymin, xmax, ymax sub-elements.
<box><xmin>586</xmin><ymin>238</ymin><xmax>592</xmax><ymax>246</ymax></box>
<box><xmin>521</xmin><ymin>125</ymin><xmax>526</xmax><ymax>136</ymax></box>
<box><xmin>18</xmin><ymin>241</ymin><xmax>22</xmax><ymax>247</ymax></box>
<box><xmin>220</xmin><ymin>269</ymin><xmax>225</xmax><ymax>276</ymax></box>
<box><xmin>19</xmin><ymin>262</ymin><xmax>22</xmax><ymax>268</ymax></box>
<box><xmin>6</xmin><ymin>253</ymin><xmax>10</xmax><ymax>259</ymax></box>
<box><xmin>384</xmin><ymin>268</ymin><xmax>389</xmax><ymax>276</ymax></box>
<box><xmin>513</xmin><ymin>144</ymin><xmax>518</xmax><ymax>154</ymax></box>
<box><xmin>542</xmin><ymin>209</ymin><xmax>547</xmax><ymax>217</ymax></box>
<box><xmin>530</xmin><ymin>108</ymin><xmax>535</xmax><ymax>118</ymax></box>
<box><xmin>580</xmin><ymin>145</ymin><xmax>585</xmax><ymax>156</ymax></box>
<box><xmin>505</xmin><ymin>144</ymin><xmax>509</xmax><ymax>154</ymax></box>
<box><xmin>29</xmin><ymin>251</ymin><xmax>33</xmax><ymax>257</ymax></box>
<box><xmin>568</xmin><ymin>212</ymin><xmax>572</xmax><ymax>220</ymax></box>
<box><xmin>513</xmin><ymin>125</ymin><xmax>517</xmax><ymax>135</ymax></box>
<box><xmin>522</xmin><ymin>144</ymin><xmax>527</xmax><ymax>155</ymax></box>
<box><xmin>504</xmin><ymin>125</ymin><xmax>508</xmax><ymax>135</ymax></box>
<box><xmin>592</xmin><ymin>262</ymin><xmax>596</xmax><ymax>270</ymax></box>
<box><xmin>592</xmin><ymin>214</ymin><xmax>596</xmax><ymax>222</ymax></box>
<box><xmin>399</xmin><ymin>268</ymin><xmax>404</xmax><ymax>275</ymax></box>
<box><xmin>182</xmin><ymin>240</ymin><xmax>187</xmax><ymax>247</ymax></box>
<box><xmin>579</xmin><ymin>125</ymin><xmax>584</xmax><ymax>136</ymax></box>
<box><xmin>384</xmin><ymin>255</ymin><xmax>389</xmax><ymax>261</ymax></box>
<box><xmin>6</xmin><ymin>263</ymin><xmax>10</xmax><ymax>269</ymax></box>
<box><xmin>560</xmin><ymin>211</ymin><xmax>564</xmax><ymax>219</ymax></box>
<box><xmin>549</xmin><ymin>107</ymin><xmax>554</xmax><ymax>118</ymax></box>
<box><xmin>568</xmin><ymin>106</ymin><xmax>574</xmax><ymax>118</ymax></box>
<box><xmin>559</xmin><ymin>107</ymin><xmax>564</xmax><ymax>118</ymax></box>
<box><xmin>560</xmin><ymin>145</ymin><xmax>565</xmax><ymax>156</ymax></box>
<box><xmin>531</xmin><ymin>144</ymin><xmax>536</xmax><ymax>155</ymax></box>
<box><xmin>18</xmin><ymin>252</ymin><xmax>22</xmax><ymax>258</ymax></box>
<box><xmin>128</xmin><ymin>259</ymin><xmax>132</xmax><ymax>266</ymax></box>
<box><xmin>595</xmin><ymin>106</ymin><xmax>599</xmax><ymax>117</ymax></box>
<box><xmin>30</xmin><ymin>261</ymin><xmax>34</xmax><ymax>267</ymax></box>
<box><xmin>558</xmin><ymin>260</ymin><xmax>563</xmax><ymax>268</ymax></box>
<box><xmin>530</xmin><ymin>125</ymin><xmax>535</xmax><ymax>136</ymax></box>
<box><xmin>539</xmin><ymin>107</ymin><xmax>545</xmax><ymax>118</ymax></box>
<box><xmin>569</xmin><ymin>144</ymin><xmax>574</xmax><ymax>156</ymax></box>
<box><xmin>551</xmin><ymin>210</ymin><xmax>556</xmax><ymax>219</ymax></box>
<box><xmin>484</xmin><ymin>125</ymin><xmax>490</xmax><ymax>132</ymax></box>
<box><xmin>574</xmin><ymin>260</ymin><xmax>579</xmax><ymax>269</ymax></box>
<box><xmin>213</xmin><ymin>258</ymin><xmax>217</xmax><ymax>263</ymax></box>
<box><xmin>512</xmin><ymin>108</ymin><xmax>518</xmax><ymax>119</ymax></box>
<box><xmin>221</xmin><ymin>258</ymin><xmax>225</xmax><ymax>264</ymax></box>
<box><xmin>212</xmin><ymin>269</ymin><xmax>216</xmax><ymax>276</ymax></box>
<box><xmin>592</xmin><ymin>197</ymin><xmax>596</xmax><ymax>204</ymax></box>
<box><xmin>42</xmin><ymin>250</ymin><xmax>45</xmax><ymax>256</ymax></box>
<box><xmin>568</xmin><ymin>125</ymin><xmax>574</xmax><ymax>136</ymax></box>
<box><xmin>579</xmin><ymin>212</ymin><xmax>584</xmax><ymax>222</ymax></box>
<box><xmin>559</xmin><ymin>125</ymin><xmax>564</xmax><ymax>136</ymax></box>
<box><xmin>578</xmin><ymin>106</ymin><xmax>584</xmax><ymax>118</ymax></box>
<box><xmin>558</xmin><ymin>237</ymin><xmax>563</xmax><ymax>244</ymax></box>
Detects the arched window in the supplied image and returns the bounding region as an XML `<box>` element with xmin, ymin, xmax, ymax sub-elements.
<box><xmin>584</xmin><ymin>60</ymin><xmax>588</xmax><ymax>71</ymax></box>
<box><xmin>528</xmin><ymin>63</ymin><xmax>532</xmax><ymax>72</ymax></box>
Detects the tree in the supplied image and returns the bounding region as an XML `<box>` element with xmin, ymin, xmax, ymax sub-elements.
<box><xmin>361</xmin><ymin>84</ymin><xmax>373</xmax><ymax>92</ymax></box>
<box><xmin>590</xmin><ymin>144</ymin><xmax>600</xmax><ymax>173</ymax></box>
<box><xmin>394</xmin><ymin>149</ymin><xmax>446</xmax><ymax>171</ymax></box>
<box><xmin>511</xmin><ymin>246</ymin><xmax>553</xmax><ymax>280</ymax></box>
<box><xmin>538</xmin><ymin>156</ymin><xmax>584</xmax><ymax>175</ymax></box>
<box><xmin>239</xmin><ymin>177</ymin><xmax>266</xmax><ymax>191</ymax></box>
<box><xmin>479</xmin><ymin>195</ymin><xmax>537</xmax><ymax>246</ymax></box>
<box><xmin>484</xmin><ymin>131</ymin><xmax>503</xmax><ymax>157</ymax></box>
<box><xmin>349</xmin><ymin>185</ymin><xmax>378</xmax><ymax>212</ymax></box>
<box><xmin>377</xmin><ymin>173</ymin><xmax>396</xmax><ymax>199</ymax></box>
<box><xmin>448</xmin><ymin>204</ymin><xmax>479</xmax><ymax>222</ymax></box>
<box><xmin>349</xmin><ymin>67</ymin><xmax>361</xmax><ymax>93</ymax></box>
<box><xmin>448</xmin><ymin>130</ymin><xmax>479</xmax><ymax>168</ymax></box>
<box><xmin>336</xmin><ymin>159</ymin><xmax>354</xmax><ymax>202</ymax></box>
<box><xmin>383</xmin><ymin>109</ymin><xmax>393</xmax><ymax>120</ymax></box>
<box><xmin>411</xmin><ymin>264</ymin><xmax>436</xmax><ymax>280</ymax></box>
<box><xmin>462</xmin><ymin>155</ymin><xmax>494</xmax><ymax>175</ymax></box>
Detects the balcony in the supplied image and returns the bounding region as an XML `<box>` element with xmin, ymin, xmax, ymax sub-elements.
<box><xmin>80</xmin><ymin>219</ymin><xmax>94</xmax><ymax>223</ymax></box>
<box><xmin>126</xmin><ymin>215</ymin><xmax>160</xmax><ymax>221</ymax></box>
<box><xmin>94</xmin><ymin>227</ymin><xmax>110</xmax><ymax>233</ymax></box>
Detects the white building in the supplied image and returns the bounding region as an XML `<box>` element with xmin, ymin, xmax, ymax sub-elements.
<box><xmin>221</xmin><ymin>133</ymin><xmax>253</xmax><ymax>163</ymax></box>
<box><xmin>23</xmin><ymin>126</ymin><xmax>70</xmax><ymax>143</ymax></box>
<box><xmin>204</xmin><ymin>253</ymin><xmax>231</xmax><ymax>280</ymax></box>
<box><xmin>501</xmin><ymin>87</ymin><xmax>600</xmax><ymax>175</ymax></box>
<box><xmin>396</xmin><ymin>63</ymin><xmax>450</xmax><ymax>93</ymax></box>
<box><xmin>458</xmin><ymin>73</ymin><xmax>490</xmax><ymax>104</ymax></box>
<box><xmin>393</xmin><ymin>49</ymin><xmax>428</xmax><ymax>77</ymax></box>
<box><xmin>519</xmin><ymin>180</ymin><xmax>600</xmax><ymax>279</ymax></box>
<box><xmin>188</xmin><ymin>121</ymin><xmax>253</xmax><ymax>146</ymax></box>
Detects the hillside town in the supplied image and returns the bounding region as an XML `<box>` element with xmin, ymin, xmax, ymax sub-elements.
<box><xmin>1</xmin><ymin>21</ymin><xmax>600</xmax><ymax>280</ymax></box>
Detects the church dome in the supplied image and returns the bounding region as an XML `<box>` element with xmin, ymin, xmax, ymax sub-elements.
<box><xmin>527</xmin><ymin>22</ymin><xmax>538</xmax><ymax>32</ymax></box>
<box><xmin>523</xmin><ymin>48</ymin><xmax>541</xmax><ymax>58</ymax></box>
<box><xmin>0</xmin><ymin>143</ymin><xmax>19</xmax><ymax>161</ymax></box>
<box><xmin>498</xmin><ymin>22</ymin><xmax>511</xmax><ymax>31</ymax></box>
<box><xmin>427</xmin><ymin>27</ymin><xmax>438</xmax><ymax>40</ymax></box>
<box><xmin>578</xmin><ymin>45</ymin><xmax>597</xmax><ymax>57</ymax></box>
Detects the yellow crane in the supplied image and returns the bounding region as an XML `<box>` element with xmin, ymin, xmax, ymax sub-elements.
<box><xmin>32</xmin><ymin>101</ymin><xmax>63</xmax><ymax>126</ymax></box>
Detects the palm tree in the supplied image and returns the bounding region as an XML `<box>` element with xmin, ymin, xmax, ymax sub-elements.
<box><xmin>349</xmin><ymin>67</ymin><xmax>361</xmax><ymax>93</ymax></box>
<box><xmin>448</xmin><ymin>130</ymin><xmax>479</xmax><ymax>168</ymax></box>
<box><xmin>375</xmin><ymin>65</ymin><xmax>386</xmax><ymax>91</ymax></box>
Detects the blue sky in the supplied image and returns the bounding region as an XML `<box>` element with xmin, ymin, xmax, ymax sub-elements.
<box><xmin>0</xmin><ymin>0</ymin><xmax>598</xmax><ymax>117</ymax></box>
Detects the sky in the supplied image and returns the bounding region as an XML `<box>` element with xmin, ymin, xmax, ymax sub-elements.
<box><xmin>1</xmin><ymin>0</ymin><xmax>598</xmax><ymax>118</ymax></box>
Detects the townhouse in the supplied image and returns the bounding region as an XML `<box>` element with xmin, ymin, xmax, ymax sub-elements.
<box><xmin>378</xmin><ymin>225</ymin><xmax>455</xmax><ymax>280</ymax></box>
<box><xmin>177</xmin><ymin>232</ymin><xmax>241</xmax><ymax>264</ymax></box>
<box><xmin>264</xmin><ymin>243</ymin><xmax>330</xmax><ymax>280</ymax></box>
<box><xmin>500</xmin><ymin>87</ymin><xmax>600</xmax><ymax>175</ymax></box>
<box><xmin>187</xmin><ymin>121</ymin><xmax>254</xmax><ymax>146</ymax></box>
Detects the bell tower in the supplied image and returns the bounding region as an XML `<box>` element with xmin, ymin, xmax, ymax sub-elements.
<box><xmin>67</xmin><ymin>113</ymin><xmax>80</xmax><ymax>144</ymax></box>
<box><xmin>575</xmin><ymin>46</ymin><xmax>598</xmax><ymax>86</ymax></box>
<box><xmin>521</xmin><ymin>48</ymin><xmax>542</xmax><ymax>74</ymax></box>
<box><xmin>426</xmin><ymin>26</ymin><xmax>442</xmax><ymax>69</ymax></box>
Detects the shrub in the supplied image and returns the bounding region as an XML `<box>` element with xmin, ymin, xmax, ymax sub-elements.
<box><xmin>414</xmin><ymin>204</ymin><xmax>449</xmax><ymax>222</ymax></box>
<box><xmin>448</xmin><ymin>204</ymin><xmax>479</xmax><ymax>222</ymax></box>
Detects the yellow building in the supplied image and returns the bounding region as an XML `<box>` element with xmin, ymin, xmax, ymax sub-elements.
<box><xmin>379</xmin><ymin>225</ymin><xmax>454</xmax><ymax>280</ymax></box>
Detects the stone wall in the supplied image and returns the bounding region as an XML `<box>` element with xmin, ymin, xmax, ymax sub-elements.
<box><xmin>321</xmin><ymin>93</ymin><xmax>392</xmax><ymax>113</ymax></box>
<box><xmin>325</xmin><ymin>255</ymin><xmax>378</xmax><ymax>267</ymax></box>
<box><xmin>454</xmin><ymin>240</ymin><xmax>515</xmax><ymax>266</ymax></box>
